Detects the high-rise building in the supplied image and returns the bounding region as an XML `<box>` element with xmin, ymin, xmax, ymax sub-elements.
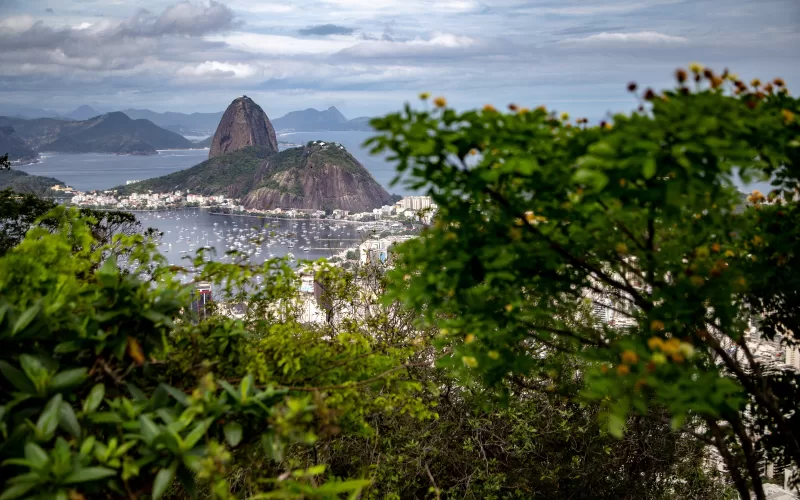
<box><xmin>191</xmin><ymin>282</ymin><xmax>213</xmax><ymax>321</ymax></box>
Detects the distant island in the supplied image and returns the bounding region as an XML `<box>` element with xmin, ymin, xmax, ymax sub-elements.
<box><xmin>0</xmin><ymin>103</ymin><xmax>374</xmax><ymax>138</ymax></box>
<box><xmin>0</xmin><ymin>112</ymin><xmax>193</xmax><ymax>160</ymax></box>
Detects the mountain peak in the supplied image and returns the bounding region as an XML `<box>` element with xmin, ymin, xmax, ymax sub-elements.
<box><xmin>68</xmin><ymin>105</ymin><xmax>100</xmax><ymax>121</ymax></box>
<box><xmin>326</xmin><ymin>106</ymin><xmax>347</xmax><ymax>123</ymax></box>
<box><xmin>208</xmin><ymin>96</ymin><xmax>279</xmax><ymax>159</ymax></box>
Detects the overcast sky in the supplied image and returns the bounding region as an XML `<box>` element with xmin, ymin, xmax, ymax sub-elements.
<box><xmin>0</xmin><ymin>0</ymin><xmax>798</xmax><ymax>119</ymax></box>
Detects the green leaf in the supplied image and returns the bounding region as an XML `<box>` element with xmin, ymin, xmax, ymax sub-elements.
<box><xmin>223</xmin><ymin>422</ymin><xmax>243</xmax><ymax>447</ymax></box>
<box><xmin>176</xmin><ymin>467</ymin><xmax>198</xmax><ymax>500</ymax></box>
<box><xmin>642</xmin><ymin>156</ymin><xmax>657</xmax><ymax>179</ymax></box>
<box><xmin>12</xmin><ymin>302</ymin><xmax>40</xmax><ymax>336</ymax></box>
<box><xmin>23</xmin><ymin>442</ymin><xmax>49</xmax><ymax>468</ymax></box>
<box><xmin>670</xmin><ymin>413</ymin><xmax>686</xmax><ymax>431</ymax></box>
<box><xmin>139</xmin><ymin>415</ymin><xmax>160</xmax><ymax>445</ymax></box>
<box><xmin>63</xmin><ymin>466</ymin><xmax>117</xmax><ymax>484</ymax></box>
<box><xmin>160</xmin><ymin>384</ymin><xmax>189</xmax><ymax>406</ymax></box>
<box><xmin>607</xmin><ymin>414</ymin><xmax>625</xmax><ymax>439</ymax></box>
<box><xmin>183</xmin><ymin>421</ymin><xmax>207</xmax><ymax>450</ymax></box>
<box><xmin>82</xmin><ymin>384</ymin><xmax>105</xmax><ymax>413</ymax></box>
<box><xmin>0</xmin><ymin>361</ymin><xmax>35</xmax><ymax>393</ymax></box>
<box><xmin>19</xmin><ymin>355</ymin><xmax>46</xmax><ymax>383</ymax></box>
<box><xmin>0</xmin><ymin>483</ymin><xmax>36</xmax><ymax>500</ymax></box>
<box><xmin>36</xmin><ymin>393</ymin><xmax>63</xmax><ymax>439</ymax></box>
<box><xmin>126</xmin><ymin>383</ymin><xmax>147</xmax><ymax>402</ymax></box>
<box><xmin>573</xmin><ymin>168</ymin><xmax>609</xmax><ymax>191</ymax></box>
<box><xmin>152</xmin><ymin>463</ymin><xmax>177</xmax><ymax>500</ymax></box>
<box><xmin>50</xmin><ymin>368</ymin><xmax>87</xmax><ymax>392</ymax></box>
<box><xmin>58</xmin><ymin>401</ymin><xmax>81</xmax><ymax>438</ymax></box>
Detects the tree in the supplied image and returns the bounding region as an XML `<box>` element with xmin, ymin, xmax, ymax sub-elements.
<box><xmin>1</xmin><ymin>154</ymin><xmax>9</xmax><ymax>171</ymax></box>
<box><xmin>0</xmin><ymin>208</ymin><xmax>415</xmax><ymax>499</ymax></box>
<box><xmin>369</xmin><ymin>68</ymin><xmax>800</xmax><ymax>498</ymax></box>
<box><xmin>0</xmin><ymin>189</ymin><xmax>145</xmax><ymax>256</ymax></box>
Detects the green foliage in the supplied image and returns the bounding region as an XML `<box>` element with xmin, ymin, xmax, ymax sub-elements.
<box><xmin>369</xmin><ymin>69</ymin><xmax>800</xmax><ymax>497</ymax></box>
<box><xmin>0</xmin><ymin>207</ymin><xmax>428</xmax><ymax>499</ymax></box>
<box><xmin>0</xmin><ymin>190</ymin><xmax>144</xmax><ymax>256</ymax></box>
<box><xmin>0</xmin><ymin>172</ymin><xmax>63</xmax><ymax>196</ymax></box>
<box><xmin>117</xmin><ymin>146</ymin><xmax>274</xmax><ymax>196</ymax></box>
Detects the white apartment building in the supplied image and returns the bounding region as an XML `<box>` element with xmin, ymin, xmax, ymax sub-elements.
<box><xmin>397</xmin><ymin>196</ymin><xmax>433</xmax><ymax>211</ymax></box>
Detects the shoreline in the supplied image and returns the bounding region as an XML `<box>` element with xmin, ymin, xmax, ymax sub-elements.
<box><xmin>207</xmin><ymin>211</ymin><xmax>362</xmax><ymax>224</ymax></box>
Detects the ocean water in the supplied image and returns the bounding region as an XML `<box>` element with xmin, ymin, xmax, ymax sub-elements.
<box><xmin>17</xmin><ymin>149</ymin><xmax>210</xmax><ymax>192</ymax></box>
<box><xmin>137</xmin><ymin>208</ymin><xmax>374</xmax><ymax>266</ymax></box>
<box><xmin>15</xmin><ymin>131</ymin><xmax>416</xmax><ymax>195</ymax></box>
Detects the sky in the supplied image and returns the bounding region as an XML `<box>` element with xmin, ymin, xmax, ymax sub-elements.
<box><xmin>0</xmin><ymin>0</ymin><xmax>798</xmax><ymax>119</ymax></box>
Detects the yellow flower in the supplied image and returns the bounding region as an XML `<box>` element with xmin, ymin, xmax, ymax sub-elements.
<box><xmin>403</xmin><ymin>274</ymin><xmax>412</xmax><ymax>281</ymax></box>
<box><xmin>615</xmin><ymin>242</ymin><xmax>628</xmax><ymax>254</ymax></box>
<box><xmin>440</xmin><ymin>328</ymin><xmax>449</xmax><ymax>335</ymax></box>
<box><xmin>751</xmin><ymin>235</ymin><xmax>764</xmax><ymax>246</ymax></box>
<box><xmin>488</xmin><ymin>350</ymin><xmax>500</xmax><ymax>360</ymax></box>
<box><xmin>462</xmin><ymin>356</ymin><xmax>478</xmax><ymax>368</ymax></box>
<box><xmin>678</xmin><ymin>342</ymin><xmax>695</xmax><ymax>359</ymax></box>
<box><xmin>727</xmin><ymin>73</ymin><xmax>739</xmax><ymax>82</ymax></box>
<box><xmin>671</xmin><ymin>353</ymin><xmax>685</xmax><ymax>364</ymax></box>
<box><xmin>617</xmin><ymin>364</ymin><xmax>630</xmax><ymax>376</ymax></box>
<box><xmin>689</xmin><ymin>62</ymin><xmax>703</xmax><ymax>73</ymax></box>
<box><xmin>696</xmin><ymin>246</ymin><xmax>710</xmax><ymax>258</ymax></box>
<box><xmin>782</xmin><ymin>109</ymin><xmax>795</xmax><ymax>124</ymax></box>
<box><xmin>724</xmin><ymin>250</ymin><xmax>735</xmax><ymax>257</ymax></box>
<box><xmin>651</xmin><ymin>320</ymin><xmax>665</xmax><ymax>332</ymax></box>
<box><xmin>419</xmin><ymin>92</ymin><xmax>430</xmax><ymax>100</ymax></box>
<box><xmin>483</xmin><ymin>104</ymin><xmax>497</xmax><ymax>112</ymax></box>
<box><xmin>621</xmin><ymin>350</ymin><xmax>639</xmax><ymax>364</ymax></box>
<box><xmin>433</xmin><ymin>96</ymin><xmax>447</xmax><ymax>108</ymax></box>
<box><xmin>560</xmin><ymin>112</ymin><xmax>570</xmax><ymax>121</ymax></box>
<box><xmin>751</xmin><ymin>78</ymin><xmax>761</xmax><ymax>87</ymax></box>
<box><xmin>603</xmin><ymin>121</ymin><xmax>613</xmax><ymax>130</ymax></box>
<box><xmin>651</xmin><ymin>352</ymin><xmax>667</xmax><ymax>365</ymax></box>
<box><xmin>661</xmin><ymin>338</ymin><xmax>681</xmax><ymax>355</ymax></box>
<box><xmin>647</xmin><ymin>337</ymin><xmax>664</xmax><ymax>351</ymax></box>
<box><xmin>518</xmin><ymin>107</ymin><xmax>530</xmax><ymax>114</ymax></box>
<box><xmin>505</xmin><ymin>304</ymin><xmax>513</xmax><ymax>312</ymax></box>
<box><xmin>465</xmin><ymin>334</ymin><xmax>476</xmax><ymax>343</ymax></box>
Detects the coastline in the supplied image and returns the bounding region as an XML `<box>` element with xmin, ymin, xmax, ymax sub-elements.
<box><xmin>207</xmin><ymin>211</ymin><xmax>362</xmax><ymax>224</ymax></box>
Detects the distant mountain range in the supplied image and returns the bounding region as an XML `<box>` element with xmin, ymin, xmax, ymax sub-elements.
<box><xmin>0</xmin><ymin>104</ymin><xmax>373</xmax><ymax>137</ymax></box>
<box><xmin>0</xmin><ymin>112</ymin><xmax>193</xmax><ymax>159</ymax></box>
<box><xmin>271</xmin><ymin>106</ymin><xmax>372</xmax><ymax>133</ymax></box>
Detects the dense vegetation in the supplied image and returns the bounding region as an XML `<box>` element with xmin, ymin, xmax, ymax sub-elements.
<box><xmin>0</xmin><ymin>67</ymin><xmax>797</xmax><ymax>499</ymax></box>
<box><xmin>117</xmin><ymin>146</ymin><xmax>274</xmax><ymax>197</ymax></box>
<box><xmin>369</xmin><ymin>66</ymin><xmax>800</xmax><ymax>499</ymax></box>
<box><xmin>0</xmin><ymin>170</ymin><xmax>62</xmax><ymax>196</ymax></box>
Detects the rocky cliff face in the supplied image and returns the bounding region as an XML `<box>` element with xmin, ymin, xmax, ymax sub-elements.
<box><xmin>241</xmin><ymin>141</ymin><xmax>391</xmax><ymax>212</ymax></box>
<box><xmin>209</xmin><ymin>96</ymin><xmax>279</xmax><ymax>159</ymax></box>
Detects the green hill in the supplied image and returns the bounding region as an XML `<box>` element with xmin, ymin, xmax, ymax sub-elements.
<box><xmin>116</xmin><ymin>146</ymin><xmax>272</xmax><ymax>197</ymax></box>
<box><xmin>0</xmin><ymin>169</ymin><xmax>64</xmax><ymax>194</ymax></box>
<box><xmin>0</xmin><ymin>112</ymin><xmax>192</xmax><ymax>155</ymax></box>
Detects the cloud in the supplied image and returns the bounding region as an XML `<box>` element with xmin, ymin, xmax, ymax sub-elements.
<box><xmin>560</xmin><ymin>31</ymin><xmax>689</xmax><ymax>45</ymax></box>
<box><xmin>176</xmin><ymin>61</ymin><xmax>257</xmax><ymax>79</ymax></box>
<box><xmin>45</xmin><ymin>8</ymin><xmax>53</xmax><ymax>13</ymax></box>
<box><xmin>117</xmin><ymin>1</ymin><xmax>235</xmax><ymax>37</ymax></box>
<box><xmin>298</xmin><ymin>24</ymin><xmax>355</xmax><ymax>36</ymax></box>
<box><xmin>340</xmin><ymin>33</ymin><xmax>483</xmax><ymax>59</ymax></box>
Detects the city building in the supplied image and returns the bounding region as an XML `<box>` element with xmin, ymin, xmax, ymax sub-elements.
<box><xmin>191</xmin><ymin>282</ymin><xmax>213</xmax><ymax>321</ymax></box>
